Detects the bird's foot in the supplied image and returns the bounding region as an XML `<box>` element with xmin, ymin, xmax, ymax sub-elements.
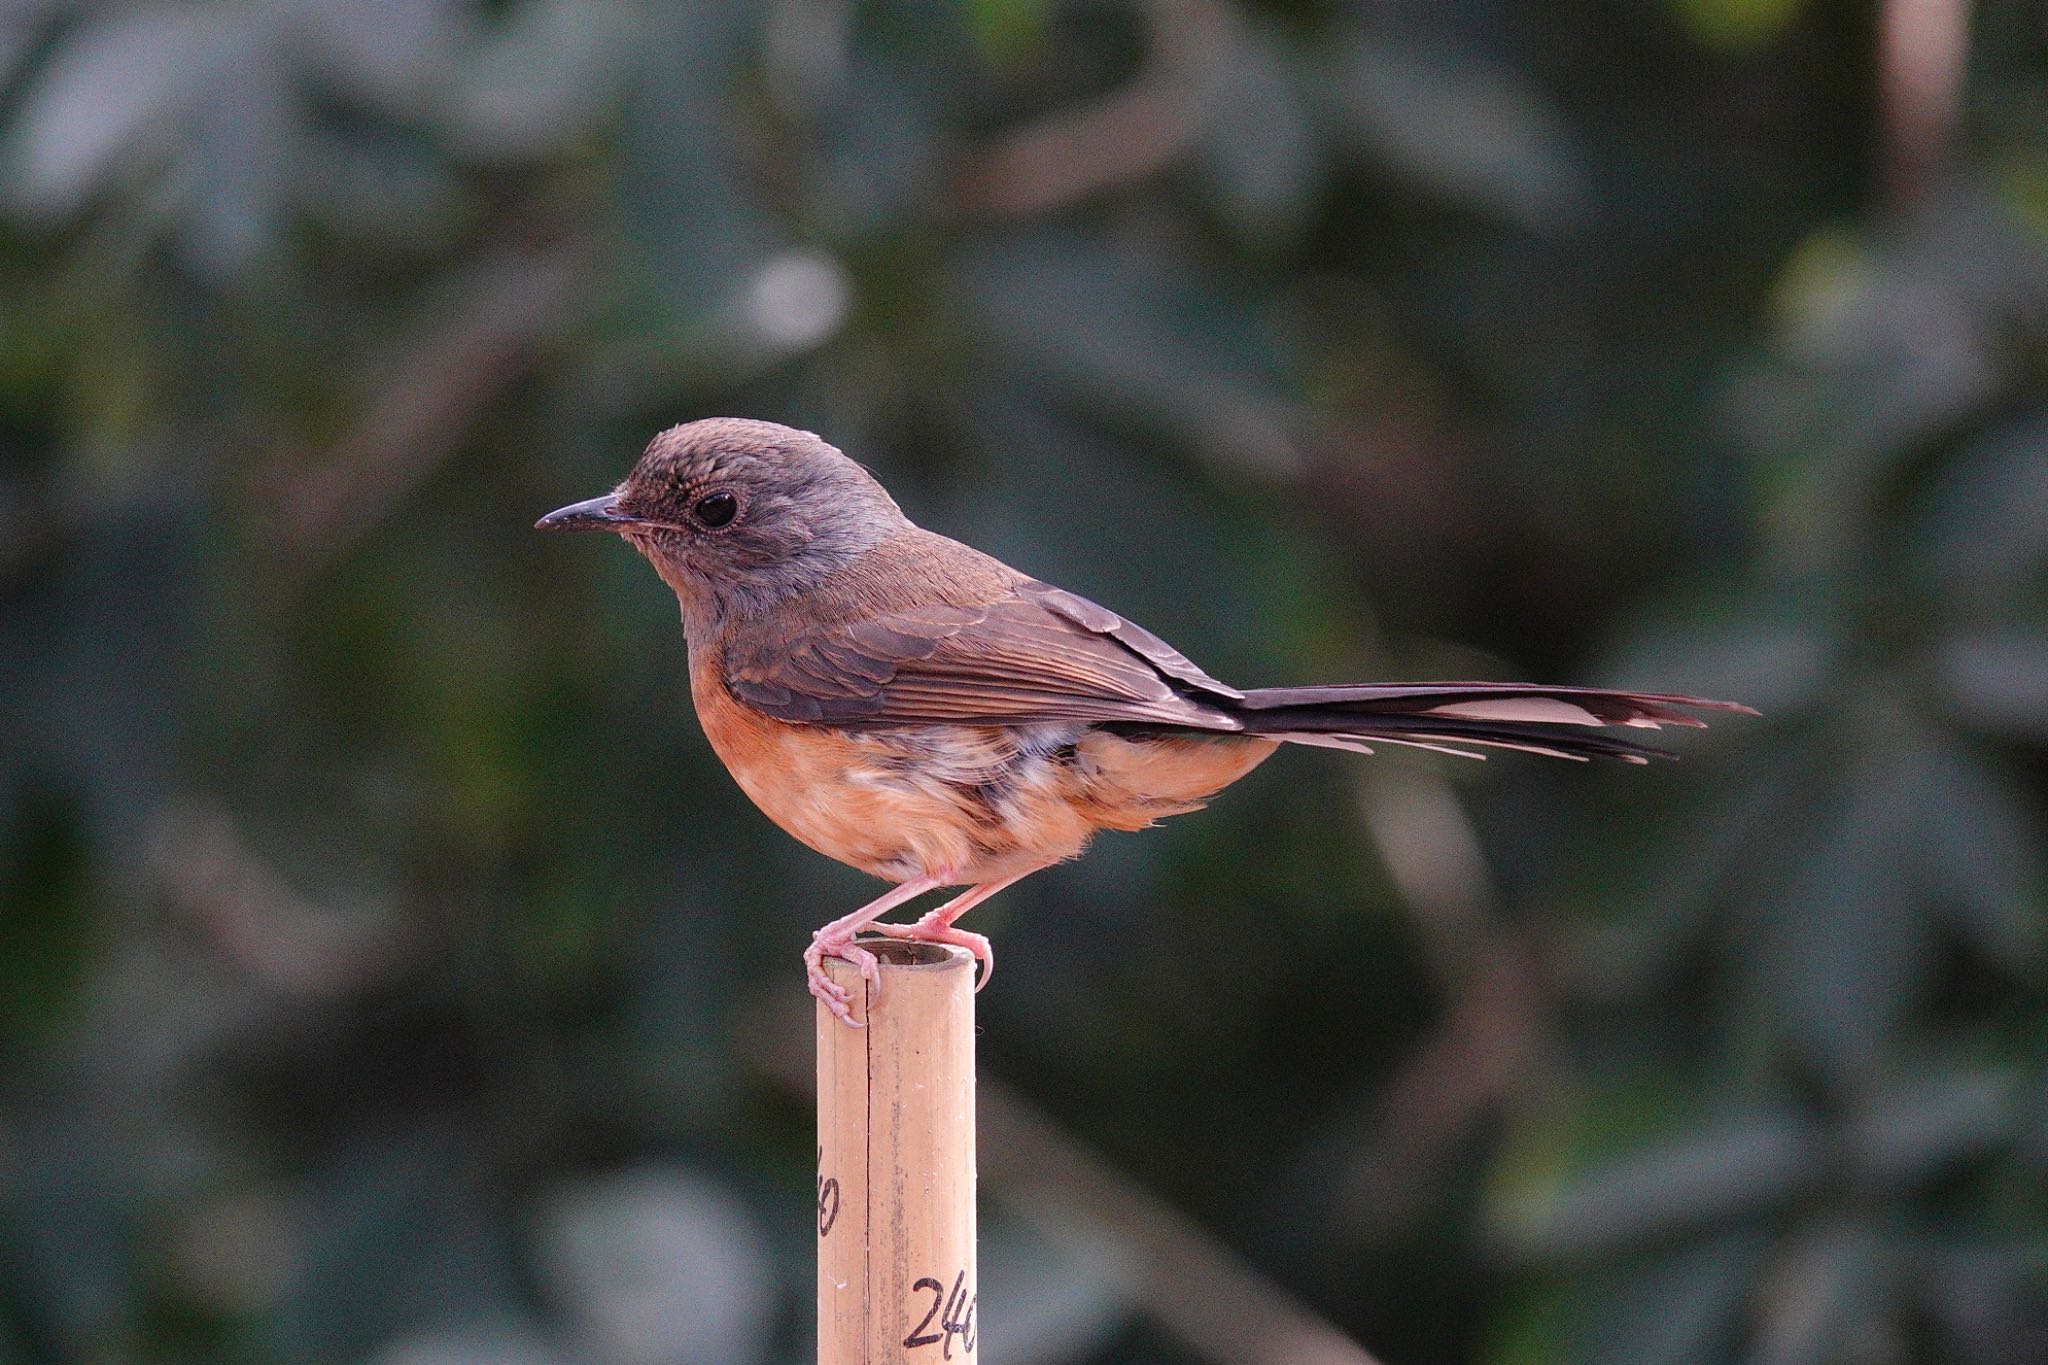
<box><xmin>805</xmin><ymin>930</ymin><xmax>881</xmax><ymax>1028</ymax></box>
<box><xmin>867</xmin><ymin>915</ymin><xmax>996</xmax><ymax>992</ymax></box>
<box><xmin>801</xmin><ymin>871</ymin><xmax>955</xmax><ymax>1027</ymax></box>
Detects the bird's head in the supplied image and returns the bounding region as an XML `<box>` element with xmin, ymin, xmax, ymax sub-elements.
<box><xmin>538</xmin><ymin>418</ymin><xmax>907</xmax><ymax>627</ymax></box>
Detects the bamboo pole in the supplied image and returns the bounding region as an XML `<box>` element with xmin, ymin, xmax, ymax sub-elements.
<box><xmin>818</xmin><ymin>939</ymin><xmax>978</xmax><ymax>1364</ymax></box>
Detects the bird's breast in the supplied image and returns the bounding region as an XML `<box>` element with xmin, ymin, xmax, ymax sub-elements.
<box><xmin>689</xmin><ymin>655</ymin><xmax>1057</xmax><ymax>881</ymax></box>
<box><xmin>689</xmin><ymin>653</ymin><xmax>1274</xmax><ymax>884</ymax></box>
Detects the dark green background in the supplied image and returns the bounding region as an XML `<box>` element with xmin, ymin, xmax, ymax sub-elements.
<box><xmin>2</xmin><ymin>1</ymin><xmax>2044</xmax><ymax>1362</ymax></box>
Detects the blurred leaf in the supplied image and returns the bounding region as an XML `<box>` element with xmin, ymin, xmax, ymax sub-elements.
<box><xmin>1496</xmin><ymin>1107</ymin><xmax>1820</xmax><ymax>1262</ymax></box>
<box><xmin>532</xmin><ymin>1166</ymin><xmax>774</xmax><ymax>1365</ymax></box>
<box><xmin>0</xmin><ymin>3</ymin><xmax>59</xmax><ymax>94</ymax></box>
<box><xmin>1668</xmin><ymin>0</ymin><xmax>1809</xmax><ymax>52</ymax></box>
<box><xmin>1194</xmin><ymin>28</ymin><xmax>1321</xmax><ymax>247</ymax></box>
<box><xmin>1754</xmin><ymin>765</ymin><xmax>1931</xmax><ymax>1081</ymax></box>
<box><xmin>295</xmin><ymin>130</ymin><xmax>470</xmax><ymax>248</ymax></box>
<box><xmin>1913</xmin><ymin>411</ymin><xmax>2048</xmax><ymax>606</ymax></box>
<box><xmin>177</xmin><ymin>28</ymin><xmax>296</xmax><ymax>279</ymax></box>
<box><xmin>1907</xmin><ymin>744</ymin><xmax>2045</xmax><ymax>974</ymax></box>
<box><xmin>446</xmin><ymin>0</ymin><xmax>631</xmax><ymax>160</ymax></box>
<box><xmin>1327</xmin><ymin>39</ymin><xmax>1587</xmax><ymax>230</ymax></box>
<box><xmin>1599</xmin><ymin>589</ymin><xmax>1837</xmax><ymax>720</ymax></box>
<box><xmin>606</xmin><ymin>0</ymin><xmax>775</xmax><ymax>335</ymax></box>
<box><xmin>1743</xmin><ymin>230</ymin><xmax>2006</xmax><ymax>566</ymax></box>
<box><xmin>1573</xmin><ymin>1231</ymin><xmax>1767</xmax><ymax>1365</ymax></box>
<box><xmin>1851</xmin><ymin>1066</ymin><xmax>2019</xmax><ymax>1188</ymax></box>
<box><xmin>965</xmin><ymin>0</ymin><xmax>1050</xmax><ymax>67</ymax></box>
<box><xmin>1</xmin><ymin>6</ymin><xmax>223</xmax><ymax>219</ymax></box>
<box><xmin>1750</xmin><ymin>1217</ymin><xmax>1885</xmax><ymax>1365</ymax></box>
<box><xmin>1938</xmin><ymin>631</ymin><xmax>2048</xmax><ymax>743</ymax></box>
<box><xmin>1559</xmin><ymin>741</ymin><xmax>1825</xmax><ymax>1002</ymax></box>
<box><xmin>964</xmin><ymin>236</ymin><xmax>1300</xmax><ymax>478</ymax></box>
<box><xmin>1923</xmin><ymin>1239</ymin><xmax>2048</xmax><ymax>1365</ymax></box>
<box><xmin>295</xmin><ymin>0</ymin><xmax>465</xmax><ymax>118</ymax></box>
<box><xmin>804</xmin><ymin>62</ymin><xmax>946</xmax><ymax>235</ymax></box>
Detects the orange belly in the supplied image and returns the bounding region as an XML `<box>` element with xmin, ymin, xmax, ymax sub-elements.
<box><xmin>690</xmin><ymin>657</ymin><xmax>1276</xmax><ymax>884</ymax></box>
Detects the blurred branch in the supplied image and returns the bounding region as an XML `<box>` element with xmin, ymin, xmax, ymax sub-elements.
<box><xmin>746</xmin><ymin>1005</ymin><xmax>1384</xmax><ymax>1365</ymax></box>
<box><xmin>146</xmin><ymin>802</ymin><xmax>403</xmax><ymax>998</ymax></box>
<box><xmin>263</xmin><ymin>234</ymin><xmax>592</xmax><ymax>573</ymax></box>
<box><xmin>955</xmin><ymin>0</ymin><xmax>1236</xmax><ymax>218</ymax></box>
<box><xmin>1878</xmin><ymin>0</ymin><xmax>1972</xmax><ymax>208</ymax></box>
<box><xmin>1356</xmin><ymin>770</ymin><xmax>1496</xmax><ymax>963</ymax></box>
<box><xmin>1335</xmin><ymin>768</ymin><xmax>1546</xmax><ymax>1236</ymax></box>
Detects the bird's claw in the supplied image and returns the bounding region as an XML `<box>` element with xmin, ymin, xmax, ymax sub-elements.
<box><xmin>806</xmin><ymin>932</ymin><xmax>881</xmax><ymax>1027</ymax></box>
<box><xmin>867</xmin><ymin>919</ymin><xmax>995</xmax><ymax>992</ymax></box>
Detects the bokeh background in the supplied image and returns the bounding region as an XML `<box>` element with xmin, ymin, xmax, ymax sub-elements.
<box><xmin>3</xmin><ymin>0</ymin><xmax>2046</xmax><ymax>1362</ymax></box>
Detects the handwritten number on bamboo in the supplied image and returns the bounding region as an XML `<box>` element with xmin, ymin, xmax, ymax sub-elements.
<box><xmin>815</xmin><ymin>1146</ymin><xmax>840</xmax><ymax>1237</ymax></box>
<box><xmin>905</xmin><ymin>1270</ymin><xmax>976</xmax><ymax>1357</ymax></box>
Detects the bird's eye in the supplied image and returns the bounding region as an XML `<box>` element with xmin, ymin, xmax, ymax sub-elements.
<box><xmin>692</xmin><ymin>491</ymin><xmax>739</xmax><ymax>529</ymax></box>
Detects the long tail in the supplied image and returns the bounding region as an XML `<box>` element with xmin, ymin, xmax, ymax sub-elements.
<box><xmin>1231</xmin><ymin>683</ymin><xmax>1757</xmax><ymax>764</ymax></box>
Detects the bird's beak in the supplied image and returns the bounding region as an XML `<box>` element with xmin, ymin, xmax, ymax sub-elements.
<box><xmin>535</xmin><ymin>492</ymin><xmax>642</xmax><ymax>532</ymax></box>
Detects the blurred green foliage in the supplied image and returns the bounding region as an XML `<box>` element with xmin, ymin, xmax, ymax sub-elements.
<box><xmin>1</xmin><ymin>1</ymin><xmax>2044</xmax><ymax>1363</ymax></box>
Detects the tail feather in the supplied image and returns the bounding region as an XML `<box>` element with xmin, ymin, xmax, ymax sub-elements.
<box><xmin>1235</xmin><ymin>683</ymin><xmax>1754</xmax><ymax>765</ymax></box>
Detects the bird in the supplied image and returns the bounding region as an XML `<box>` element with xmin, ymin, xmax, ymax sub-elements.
<box><xmin>538</xmin><ymin>418</ymin><xmax>1753</xmax><ymax>1025</ymax></box>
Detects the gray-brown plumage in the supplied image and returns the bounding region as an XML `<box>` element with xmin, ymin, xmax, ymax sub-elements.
<box><xmin>539</xmin><ymin>418</ymin><xmax>1754</xmax><ymax>1024</ymax></box>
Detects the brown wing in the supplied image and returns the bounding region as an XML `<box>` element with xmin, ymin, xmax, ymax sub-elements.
<box><xmin>1016</xmin><ymin>581</ymin><xmax>1244</xmax><ymax>700</ymax></box>
<box><xmin>724</xmin><ymin>582</ymin><xmax>1244</xmax><ymax>730</ymax></box>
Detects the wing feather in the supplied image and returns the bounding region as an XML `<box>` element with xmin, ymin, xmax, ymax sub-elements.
<box><xmin>1021</xmin><ymin>582</ymin><xmax>1244</xmax><ymax>699</ymax></box>
<box><xmin>725</xmin><ymin>582</ymin><xmax>1239</xmax><ymax>730</ymax></box>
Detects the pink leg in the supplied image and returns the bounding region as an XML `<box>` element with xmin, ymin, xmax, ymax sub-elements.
<box><xmin>866</xmin><ymin>868</ymin><xmax>1040</xmax><ymax>993</ymax></box>
<box><xmin>806</xmin><ymin>873</ymin><xmax>951</xmax><ymax>1027</ymax></box>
